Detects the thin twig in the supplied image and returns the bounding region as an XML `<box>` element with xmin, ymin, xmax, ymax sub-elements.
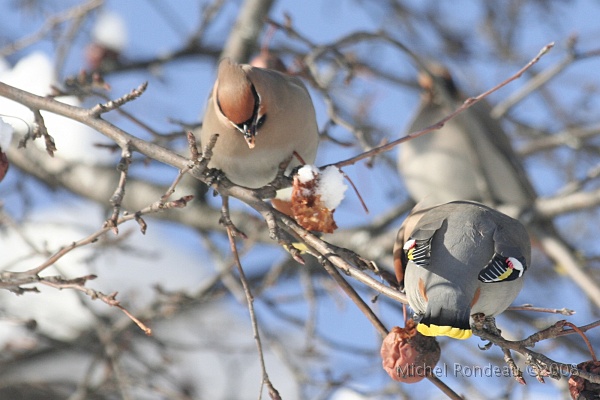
<box><xmin>557</xmin><ymin>319</ymin><xmax>600</xmax><ymax>338</ymax></box>
<box><xmin>318</xmin><ymin>257</ymin><xmax>388</xmax><ymax>336</ymax></box>
<box><xmin>187</xmin><ymin>130</ymin><xmax>201</xmax><ymax>162</ymax></box>
<box><xmin>491</xmin><ymin>35</ymin><xmax>579</xmax><ymax>118</ymax></box>
<box><xmin>41</xmin><ymin>275</ymin><xmax>152</xmax><ymax>335</ymax></box>
<box><xmin>563</xmin><ymin>322</ymin><xmax>597</xmax><ymax>362</ymax></box>
<box><xmin>474</xmin><ymin>315</ymin><xmax>525</xmax><ymax>385</ymax></box>
<box><xmin>225</xmin><ymin>222</ymin><xmax>281</xmax><ymax>400</ymax></box>
<box><xmin>28</xmin><ymin>109</ymin><xmax>56</xmax><ymax>156</ymax></box>
<box><xmin>518</xmin><ymin>123</ymin><xmax>600</xmax><ymax>156</ymax></box>
<box><xmin>473</xmin><ymin>320</ymin><xmax>600</xmax><ymax>384</ymax></box>
<box><xmin>274</xmin><ymin>213</ymin><xmax>406</xmax><ymax>304</ymax></box>
<box><xmin>90</xmin><ymin>82</ymin><xmax>149</xmax><ymax>116</ymax></box>
<box><xmin>0</xmin><ymin>195</ymin><xmax>194</xmax><ymax>293</ymax></box>
<box><xmin>187</xmin><ymin>0</ymin><xmax>226</xmax><ymax>45</ymax></box>
<box><xmin>198</xmin><ymin>231</ymin><xmax>246</xmax><ymax>303</ymax></box>
<box><xmin>507</xmin><ymin>304</ymin><xmax>576</xmax><ymax>315</ymax></box>
<box><xmin>425</xmin><ymin>376</ymin><xmax>465</xmax><ymax>400</ymax></box>
<box><xmin>220</xmin><ymin>195</ymin><xmax>247</xmax><ymax>238</ymax></box>
<box><xmin>83</xmin><ymin>88</ymin><xmax>165</xmax><ymax>140</ymax></box>
<box><xmin>105</xmin><ymin>143</ymin><xmax>132</xmax><ymax>233</ymax></box>
<box><xmin>0</xmin><ymin>0</ymin><xmax>103</xmax><ymax>57</ymax></box>
<box><xmin>95</xmin><ymin>318</ymin><xmax>134</xmax><ymax>400</ymax></box>
<box><xmin>326</xmin><ymin>42</ymin><xmax>555</xmax><ymax>169</ymax></box>
<box><xmin>161</xmin><ymin>168</ymin><xmax>191</xmax><ymax>202</ymax></box>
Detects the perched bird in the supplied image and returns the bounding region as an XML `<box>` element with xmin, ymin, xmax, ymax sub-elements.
<box><xmin>200</xmin><ymin>58</ymin><xmax>319</xmax><ymax>191</ymax></box>
<box><xmin>397</xmin><ymin>66</ymin><xmax>600</xmax><ymax>309</ymax></box>
<box><xmin>393</xmin><ymin>201</ymin><xmax>531</xmax><ymax>340</ymax></box>
<box><xmin>249</xmin><ymin>24</ymin><xmax>288</xmax><ymax>73</ymax></box>
<box><xmin>85</xmin><ymin>11</ymin><xmax>128</xmax><ymax>71</ymax></box>
<box><xmin>398</xmin><ymin>66</ymin><xmax>534</xmax><ymax>216</ymax></box>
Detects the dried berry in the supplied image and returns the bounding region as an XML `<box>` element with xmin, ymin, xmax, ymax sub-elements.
<box><xmin>381</xmin><ymin>320</ymin><xmax>441</xmax><ymax>383</ymax></box>
<box><xmin>569</xmin><ymin>360</ymin><xmax>600</xmax><ymax>399</ymax></box>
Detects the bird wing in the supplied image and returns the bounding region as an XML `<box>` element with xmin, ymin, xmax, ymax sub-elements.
<box><xmin>478</xmin><ymin>224</ymin><xmax>529</xmax><ymax>283</ymax></box>
<box><xmin>468</xmin><ymin>101</ymin><xmax>538</xmax><ymax>201</ymax></box>
<box><xmin>401</xmin><ymin>211</ymin><xmax>447</xmax><ymax>269</ymax></box>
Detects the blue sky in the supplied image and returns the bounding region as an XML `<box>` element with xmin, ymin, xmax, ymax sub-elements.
<box><xmin>1</xmin><ymin>1</ymin><xmax>600</xmax><ymax>399</ymax></box>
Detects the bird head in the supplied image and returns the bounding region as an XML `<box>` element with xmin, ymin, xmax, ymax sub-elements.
<box><xmin>215</xmin><ymin>59</ymin><xmax>266</xmax><ymax>149</ymax></box>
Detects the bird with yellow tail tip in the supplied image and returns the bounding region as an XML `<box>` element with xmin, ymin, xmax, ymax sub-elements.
<box><xmin>397</xmin><ymin>63</ymin><xmax>600</xmax><ymax>312</ymax></box>
<box><xmin>393</xmin><ymin>200</ymin><xmax>531</xmax><ymax>340</ymax></box>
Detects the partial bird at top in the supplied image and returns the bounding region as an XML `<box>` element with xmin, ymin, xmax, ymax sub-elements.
<box><xmin>85</xmin><ymin>11</ymin><xmax>127</xmax><ymax>71</ymax></box>
<box><xmin>397</xmin><ymin>65</ymin><xmax>536</xmax><ymax>218</ymax></box>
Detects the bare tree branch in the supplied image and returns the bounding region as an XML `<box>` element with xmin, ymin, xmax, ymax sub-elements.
<box><xmin>221</xmin><ymin>0</ymin><xmax>276</xmax><ymax>62</ymax></box>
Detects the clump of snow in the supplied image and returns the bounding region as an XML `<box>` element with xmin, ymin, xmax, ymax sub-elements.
<box><xmin>297</xmin><ymin>164</ymin><xmax>318</xmax><ymax>183</ymax></box>
<box><xmin>275</xmin><ymin>186</ymin><xmax>293</xmax><ymax>201</ymax></box>
<box><xmin>0</xmin><ymin>117</ymin><xmax>13</xmax><ymax>150</ymax></box>
<box><xmin>316</xmin><ymin>166</ymin><xmax>347</xmax><ymax>210</ymax></box>
<box><xmin>330</xmin><ymin>388</ymin><xmax>370</xmax><ymax>400</ymax></box>
<box><xmin>0</xmin><ymin>201</ymin><xmax>211</xmax><ymax>341</ymax></box>
<box><xmin>0</xmin><ymin>57</ymin><xmax>9</xmax><ymax>75</ymax></box>
<box><xmin>0</xmin><ymin>52</ymin><xmax>54</xmax><ymax>131</ymax></box>
<box><xmin>1</xmin><ymin>52</ymin><xmax>54</xmax><ymax>96</ymax></box>
<box><xmin>295</xmin><ymin>165</ymin><xmax>347</xmax><ymax>209</ymax></box>
<box><xmin>40</xmin><ymin>95</ymin><xmax>116</xmax><ymax>165</ymax></box>
<box><xmin>0</xmin><ymin>52</ymin><xmax>115</xmax><ymax>165</ymax></box>
<box><xmin>92</xmin><ymin>11</ymin><xmax>128</xmax><ymax>51</ymax></box>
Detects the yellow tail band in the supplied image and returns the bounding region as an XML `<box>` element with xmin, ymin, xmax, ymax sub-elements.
<box><xmin>417</xmin><ymin>323</ymin><xmax>472</xmax><ymax>340</ymax></box>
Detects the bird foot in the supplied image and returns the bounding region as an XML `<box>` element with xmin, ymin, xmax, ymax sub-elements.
<box><xmin>283</xmin><ymin>243</ymin><xmax>306</xmax><ymax>265</ymax></box>
<box><xmin>205</xmin><ymin>168</ymin><xmax>226</xmax><ymax>186</ymax></box>
<box><xmin>472</xmin><ymin>313</ymin><xmax>501</xmax><ymax>350</ymax></box>
<box><xmin>273</xmin><ymin>228</ymin><xmax>307</xmax><ymax>264</ymax></box>
<box><xmin>328</xmin><ymin>244</ymin><xmax>375</xmax><ymax>271</ymax></box>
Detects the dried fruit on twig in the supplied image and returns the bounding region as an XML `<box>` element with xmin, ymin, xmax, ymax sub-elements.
<box><xmin>290</xmin><ymin>165</ymin><xmax>347</xmax><ymax>233</ymax></box>
<box><xmin>569</xmin><ymin>360</ymin><xmax>600</xmax><ymax>399</ymax></box>
<box><xmin>381</xmin><ymin>320</ymin><xmax>441</xmax><ymax>383</ymax></box>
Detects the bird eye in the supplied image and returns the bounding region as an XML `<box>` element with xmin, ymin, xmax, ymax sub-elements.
<box><xmin>257</xmin><ymin>114</ymin><xmax>267</xmax><ymax>129</ymax></box>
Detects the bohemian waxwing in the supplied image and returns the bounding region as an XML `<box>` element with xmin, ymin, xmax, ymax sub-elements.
<box><xmin>397</xmin><ymin>66</ymin><xmax>600</xmax><ymax>309</ymax></box>
<box><xmin>200</xmin><ymin>58</ymin><xmax>319</xmax><ymax>190</ymax></box>
<box><xmin>398</xmin><ymin>66</ymin><xmax>535</xmax><ymax>215</ymax></box>
<box><xmin>393</xmin><ymin>200</ymin><xmax>531</xmax><ymax>340</ymax></box>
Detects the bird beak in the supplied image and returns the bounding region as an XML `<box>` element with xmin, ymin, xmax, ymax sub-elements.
<box><xmin>243</xmin><ymin>124</ymin><xmax>256</xmax><ymax>149</ymax></box>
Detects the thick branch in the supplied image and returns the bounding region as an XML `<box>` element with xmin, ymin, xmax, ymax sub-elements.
<box><xmin>221</xmin><ymin>0</ymin><xmax>275</xmax><ymax>62</ymax></box>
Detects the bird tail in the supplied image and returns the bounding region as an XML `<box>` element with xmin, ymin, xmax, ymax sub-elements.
<box><xmin>417</xmin><ymin>304</ymin><xmax>472</xmax><ymax>340</ymax></box>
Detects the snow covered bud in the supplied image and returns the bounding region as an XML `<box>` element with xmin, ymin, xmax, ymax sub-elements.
<box><xmin>290</xmin><ymin>165</ymin><xmax>348</xmax><ymax>233</ymax></box>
